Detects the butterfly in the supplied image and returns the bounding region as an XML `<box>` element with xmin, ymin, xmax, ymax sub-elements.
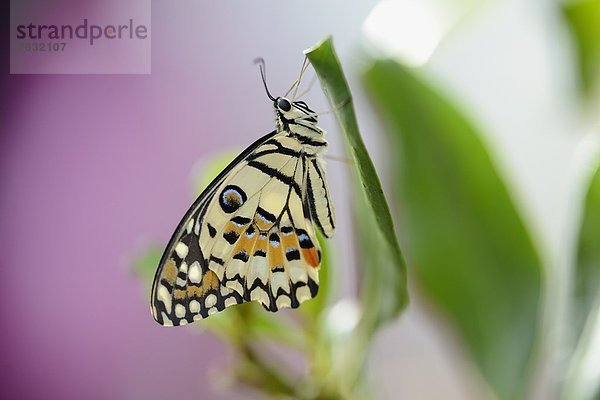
<box><xmin>150</xmin><ymin>59</ymin><xmax>335</xmax><ymax>326</ymax></box>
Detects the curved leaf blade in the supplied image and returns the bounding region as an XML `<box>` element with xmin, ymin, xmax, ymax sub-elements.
<box><xmin>305</xmin><ymin>37</ymin><xmax>409</xmax><ymax>329</ymax></box>
<box><xmin>563</xmin><ymin>162</ymin><xmax>600</xmax><ymax>400</ymax></box>
<box><xmin>364</xmin><ymin>59</ymin><xmax>543</xmax><ymax>400</ymax></box>
<box><xmin>574</xmin><ymin>162</ymin><xmax>600</xmax><ymax>339</ymax></box>
<box><xmin>562</xmin><ymin>0</ymin><xmax>600</xmax><ymax>98</ymax></box>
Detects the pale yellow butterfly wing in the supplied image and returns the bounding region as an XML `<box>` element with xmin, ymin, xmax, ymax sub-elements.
<box><xmin>151</xmin><ymin>132</ymin><xmax>324</xmax><ymax>326</ymax></box>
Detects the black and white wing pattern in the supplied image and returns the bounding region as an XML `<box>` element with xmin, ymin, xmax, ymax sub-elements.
<box><xmin>151</xmin><ymin>123</ymin><xmax>334</xmax><ymax>326</ymax></box>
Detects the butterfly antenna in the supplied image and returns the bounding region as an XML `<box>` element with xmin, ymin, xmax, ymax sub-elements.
<box><xmin>291</xmin><ymin>57</ymin><xmax>310</xmax><ymax>101</ymax></box>
<box><xmin>254</xmin><ymin>57</ymin><xmax>276</xmax><ymax>101</ymax></box>
<box><xmin>295</xmin><ymin>74</ymin><xmax>317</xmax><ymax>99</ymax></box>
<box><xmin>285</xmin><ymin>56</ymin><xmax>309</xmax><ymax>100</ymax></box>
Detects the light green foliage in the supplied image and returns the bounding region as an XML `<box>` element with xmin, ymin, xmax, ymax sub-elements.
<box><xmin>574</xmin><ymin>163</ymin><xmax>600</xmax><ymax>341</ymax></box>
<box><xmin>563</xmin><ymin>163</ymin><xmax>600</xmax><ymax>400</ymax></box>
<box><xmin>364</xmin><ymin>60</ymin><xmax>543</xmax><ymax>400</ymax></box>
<box><xmin>562</xmin><ymin>0</ymin><xmax>600</xmax><ymax>98</ymax></box>
<box><xmin>306</xmin><ymin>37</ymin><xmax>409</xmax><ymax>331</ymax></box>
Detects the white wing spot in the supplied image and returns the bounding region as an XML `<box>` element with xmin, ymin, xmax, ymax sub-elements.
<box><xmin>175</xmin><ymin>242</ymin><xmax>189</xmax><ymax>259</ymax></box>
<box><xmin>188</xmin><ymin>261</ymin><xmax>202</xmax><ymax>284</ymax></box>
<box><xmin>248</xmin><ymin>257</ymin><xmax>269</xmax><ymax>285</ymax></box>
<box><xmin>179</xmin><ymin>261</ymin><xmax>188</xmax><ymax>274</ymax></box>
<box><xmin>189</xmin><ymin>300</ymin><xmax>200</xmax><ymax>313</ymax></box>
<box><xmin>276</xmin><ymin>295</ymin><xmax>291</xmax><ymax>309</ymax></box>
<box><xmin>271</xmin><ymin>272</ymin><xmax>289</xmax><ymax>297</ymax></box>
<box><xmin>161</xmin><ymin>312</ymin><xmax>174</xmax><ymax>327</ymax></box>
<box><xmin>296</xmin><ymin>286</ymin><xmax>312</xmax><ymax>303</ymax></box>
<box><xmin>220</xmin><ymin>286</ymin><xmax>232</xmax><ymax>296</ymax></box>
<box><xmin>208</xmin><ymin>307</ymin><xmax>218</xmax><ymax>315</ymax></box>
<box><xmin>225</xmin><ymin>297</ymin><xmax>238</xmax><ymax>307</ymax></box>
<box><xmin>157</xmin><ymin>285</ymin><xmax>172</xmax><ymax>313</ymax></box>
<box><xmin>205</xmin><ymin>294</ymin><xmax>217</xmax><ymax>308</ymax></box>
<box><xmin>175</xmin><ymin>304</ymin><xmax>186</xmax><ymax>318</ymax></box>
<box><xmin>251</xmin><ymin>287</ymin><xmax>269</xmax><ymax>305</ymax></box>
<box><xmin>226</xmin><ymin>280</ymin><xmax>243</xmax><ymax>295</ymax></box>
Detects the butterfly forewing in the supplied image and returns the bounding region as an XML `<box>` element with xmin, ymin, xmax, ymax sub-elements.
<box><xmin>151</xmin><ymin>130</ymin><xmax>327</xmax><ymax>326</ymax></box>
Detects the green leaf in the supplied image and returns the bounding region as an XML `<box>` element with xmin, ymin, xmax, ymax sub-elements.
<box><xmin>305</xmin><ymin>37</ymin><xmax>409</xmax><ymax>330</ymax></box>
<box><xmin>574</xmin><ymin>162</ymin><xmax>600</xmax><ymax>342</ymax></box>
<box><xmin>192</xmin><ymin>151</ymin><xmax>238</xmax><ymax>197</ymax></box>
<box><xmin>132</xmin><ymin>245</ymin><xmax>163</xmax><ymax>293</ymax></box>
<box><xmin>562</xmin><ymin>162</ymin><xmax>600</xmax><ymax>400</ymax></box>
<box><xmin>364</xmin><ymin>59</ymin><xmax>543</xmax><ymax>400</ymax></box>
<box><xmin>562</xmin><ymin>0</ymin><xmax>600</xmax><ymax>98</ymax></box>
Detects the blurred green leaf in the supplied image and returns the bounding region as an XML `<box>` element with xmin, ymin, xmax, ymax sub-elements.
<box><xmin>352</xmin><ymin>187</ymin><xmax>400</xmax><ymax>335</ymax></box>
<box><xmin>305</xmin><ymin>37</ymin><xmax>409</xmax><ymax>330</ymax></box>
<box><xmin>573</xmin><ymin>162</ymin><xmax>600</xmax><ymax>341</ymax></box>
<box><xmin>562</xmin><ymin>0</ymin><xmax>600</xmax><ymax>97</ymax></box>
<box><xmin>132</xmin><ymin>245</ymin><xmax>162</xmax><ymax>290</ymax></box>
<box><xmin>192</xmin><ymin>151</ymin><xmax>238</xmax><ymax>197</ymax></box>
<box><xmin>562</xmin><ymin>162</ymin><xmax>600</xmax><ymax>400</ymax></box>
<box><xmin>364</xmin><ymin>59</ymin><xmax>543</xmax><ymax>400</ymax></box>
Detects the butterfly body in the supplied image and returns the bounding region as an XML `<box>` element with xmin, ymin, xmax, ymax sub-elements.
<box><xmin>151</xmin><ymin>96</ymin><xmax>335</xmax><ymax>326</ymax></box>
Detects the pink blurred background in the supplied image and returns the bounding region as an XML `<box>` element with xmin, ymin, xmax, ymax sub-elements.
<box><xmin>1</xmin><ymin>1</ymin><xmax>371</xmax><ymax>399</ymax></box>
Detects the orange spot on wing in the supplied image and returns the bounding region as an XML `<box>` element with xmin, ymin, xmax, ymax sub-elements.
<box><xmin>254</xmin><ymin>233</ymin><xmax>268</xmax><ymax>255</ymax></box>
<box><xmin>223</xmin><ymin>221</ymin><xmax>246</xmax><ymax>237</ymax></box>
<box><xmin>254</xmin><ymin>217</ymin><xmax>273</xmax><ymax>232</ymax></box>
<box><xmin>301</xmin><ymin>247</ymin><xmax>320</xmax><ymax>268</ymax></box>
<box><xmin>269</xmin><ymin>238</ymin><xmax>284</xmax><ymax>270</ymax></box>
<box><xmin>233</xmin><ymin>229</ymin><xmax>258</xmax><ymax>256</ymax></box>
<box><xmin>161</xmin><ymin>259</ymin><xmax>178</xmax><ymax>284</ymax></box>
<box><xmin>281</xmin><ymin>233</ymin><xmax>297</xmax><ymax>252</ymax></box>
<box><xmin>188</xmin><ymin>285</ymin><xmax>202</xmax><ymax>297</ymax></box>
<box><xmin>202</xmin><ymin>270</ymin><xmax>219</xmax><ymax>291</ymax></box>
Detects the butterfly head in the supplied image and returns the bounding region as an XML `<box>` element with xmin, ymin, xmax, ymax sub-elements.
<box><xmin>274</xmin><ymin>96</ymin><xmax>318</xmax><ymax>130</ymax></box>
<box><xmin>254</xmin><ymin>58</ymin><xmax>321</xmax><ymax>134</ymax></box>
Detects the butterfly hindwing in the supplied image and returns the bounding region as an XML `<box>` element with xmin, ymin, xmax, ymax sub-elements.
<box><xmin>218</xmin><ymin>156</ymin><xmax>321</xmax><ymax>312</ymax></box>
<box><xmin>306</xmin><ymin>158</ymin><xmax>335</xmax><ymax>238</ymax></box>
<box><xmin>151</xmin><ymin>132</ymin><xmax>323</xmax><ymax>326</ymax></box>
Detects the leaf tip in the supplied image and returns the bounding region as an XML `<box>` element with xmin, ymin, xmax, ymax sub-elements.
<box><xmin>304</xmin><ymin>36</ymin><xmax>334</xmax><ymax>57</ymax></box>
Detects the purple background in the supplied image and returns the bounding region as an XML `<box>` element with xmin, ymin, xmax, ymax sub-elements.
<box><xmin>1</xmin><ymin>1</ymin><xmax>374</xmax><ymax>399</ymax></box>
<box><xmin>10</xmin><ymin>0</ymin><xmax>151</xmax><ymax>74</ymax></box>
